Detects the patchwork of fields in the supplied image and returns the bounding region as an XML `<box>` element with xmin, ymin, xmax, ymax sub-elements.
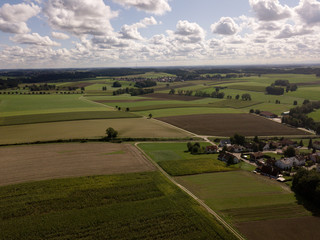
<box><xmin>157</xmin><ymin>113</ymin><xmax>310</xmax><ymax>136</ymax></box>
<box><xmin>175</xmin><ymin>171</ymin><xmax>319</xmax><ymax>240</ymax></box>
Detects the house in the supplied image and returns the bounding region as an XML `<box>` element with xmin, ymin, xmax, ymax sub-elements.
<box><xmin>259</xmin><ymin>165</ymin><xmax>280</xmax><ymax>178</ymax></box>
<box><xmin>244</xmin><ymin>142</ymin><xmax>255</xmax><ymax>152</ymax></box>
<box><xmin>260</xmin><ymin>111</ymin><xmax>278</xmax><ymax>118</ymax></box>
<box><xmin>313</xmin><ymin>141</ymin><xmax>320</xmax><ymax>150</ymax></box>
<box><xmin>227</xmin><ymin>144</ymin><xmax>245</xmax><ymax>153</ymax></box>
<box><xmin>275</xmin><ymin>157</ymin><xmax>305</xmax><ymax>170</ymax></box>
<box><xmin>219</xmin><ymin>139</ymin><xmax>231</xmax><ymax>147</ymax></box>
<box><xmin>308</xmin><ymin>152</ymin><xmax>320</xmax><ymax>163</ymax></box>
<box><xmin>206</xmin><ymin>145</ymin><xmax>218</xmax><ymax>154</ymax></box>
<box><xmin>281</xmin><ymin>111</ymin><xmax>290</xmax><ymax>116</ymax></box>
<box><xmin>218</xmin><ymin>152</ymin><xmax>240</xmax><ymax>164</ymax></box>
<box><xmin>249</xmin><ymin>152</ymin><xmax>264</xmax><ymax>162</ymax></box>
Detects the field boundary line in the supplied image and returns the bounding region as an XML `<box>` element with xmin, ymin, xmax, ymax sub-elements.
<box><xmin>134</xmin><ymin>142</ymin><xmax>246</xmax><ymax>240</ymax></box>
<box><xmin>78</xmin><ymin>95</ymin><xmax>114</xmax><ymax>110</ymax></box>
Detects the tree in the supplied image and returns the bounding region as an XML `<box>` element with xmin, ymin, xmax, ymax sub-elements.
<box><xmin>284</xmin><ymin>146</ymin><xmax>296</xmax><ymax>158</ymax></box>
<box><xmin>255</xmin><ymin>109</ymin><xmax>260</xmax><ymax>114</ymax></box>
<box><xmin>148</xmin><ymin>113</ymin><xmax>153</xmax><ymax>119</ymax></box>
<box><xmin>241</xmin><ymin>93</ymin><xmax>251</xmax><ymax>101</ymax></box>
<box><xmin>253</xmin><ymin>136</ymin><xmax>259</xmax><ymax>143</ymax></box>
<box><xmin>235</xmin><ymin>94</ymin><xmax>240</xmax><ymax>100</ymax></box>
<box><xmin>299</xmin><ymin>140</ymin><xmax>304</xmax><ymax>147</ymax></box>
<box><xmin>126</xmin><ymin>107</ymin><xmax>130</xmax><ymax>112</ymax></box>
<box><xmin>249</xmin><ymin>109</ymin><xmax>254</xmax><ymax>113</ymax></box>
<box><xmin>293</xmin><ymin>100</ymin><xmax>298</xmax><ymax>105</ymax></box>
<box><xmin>112</xmin><ymin>81</ymin><xmax>122</xmax><ymax>88</ymax></box>
<box><xmin>169</xmin><ymin>88</ymin><xmax>175</xmax><ymax>94</ymax></box>
<box><xmin>106</xmin><ymin>127</ymin><xmax>118</xmax><ymax>139</ymax></box>
<box><xmin>230</xmin><ymin>133</ymin><xmax>246</xmax><ymax>146</ymax></box>
<box><xmin>308</xmin><ymin>138</ymin><xmax>313</xmax><ymax>149</ymax></box>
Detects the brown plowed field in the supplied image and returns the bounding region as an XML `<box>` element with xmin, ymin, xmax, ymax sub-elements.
<box><xmin>157</xmin><ymin>113</ymin><xmax>310</xmax><ymax>136</ymax></box>
<box><xmin>0</xmin><ymin>143</ymin><xmax>155</xmax><ymax>186</ymax></box>
<box><xmin>143</xmin><ymin>93</ymin><xmax>204</xmax><ymax>101</ymax></box>
<box><xmin>237</xmin><ymin>216</ymin><xmax>320</xmax><ymax>240</ymax></box>
<box><xmin>94</xmin><ymin>99</ymin><xmax>156</xmax><ymax>103</ymax></box>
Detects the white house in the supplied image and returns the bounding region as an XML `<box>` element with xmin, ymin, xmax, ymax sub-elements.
<box><xmin>275</xmin><ymin>157</ymin><xmax>305</xmax><ymax>170</ymax></box>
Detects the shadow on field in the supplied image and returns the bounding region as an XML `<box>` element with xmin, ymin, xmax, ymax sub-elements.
<box><xmin>295</xmin><ymin>193</ymin><xmax>320</xmax><ymax>217</ymax></box>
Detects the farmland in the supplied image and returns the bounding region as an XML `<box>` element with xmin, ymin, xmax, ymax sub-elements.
<box><xmin>157</xmin><ymin>113</ymin><xmax>310</xmax><ymax>136</ymax></box>
<box><xmin>138</xmin><ymin>143</ymin><xmax>252</xmax><ymax>176</ymax></box>
<box><xmin>175</xmin><ymin>171</ymin><xmax>319</xmax><ymax>240</ymax></box>
<box><xmin>0</xmin><ymin>118</ymin><xmax>191</xmax><ymax>145</ymax></box>
<box><xmin>0</xmin><ymin>143</ymin><xmax>155</xmax><ymax>186</ymax></box>
<box><xmin>0</xmin><ymin>172</ymin><xmax>236</xmax><ymax>240</ymax></box>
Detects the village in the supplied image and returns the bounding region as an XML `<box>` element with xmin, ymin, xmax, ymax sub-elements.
<box><xmin>203</xmin><ymin>136</ymin><xmax>320</xmax><ymax>182</ymax></box>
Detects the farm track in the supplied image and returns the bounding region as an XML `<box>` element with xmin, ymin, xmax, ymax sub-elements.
<box><xmin>135</xmin><ymin>143</ymin><xmax>246</xmax><ymax>240</ymax></box>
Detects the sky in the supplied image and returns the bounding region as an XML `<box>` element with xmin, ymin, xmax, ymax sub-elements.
<box><xmin>0</xmin><ymin>0</ymin><xmax>320</xmax><ymax>69</ymax></box>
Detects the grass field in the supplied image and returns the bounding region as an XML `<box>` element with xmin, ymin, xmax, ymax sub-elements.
<box><xmin>0</xmin><ymin>118</ymin><xmax>191</xmax><ymax>145</ymax></box>
<box><xmin>0</xmin><ymin>111</ymin><xmax>139</xmax><ymax>126</ymax></box>
<box><xmin>139</xmin><ymin>143</ymin><xmax>240</xmax><ymax>176</ymax></box>
<box><xmin>309</xmin><ymin>109</ymin><xmax>320</xmax><ymax>122</ymax></box>
<box><xmin>136</xmin><ymin>107</ymin><xmax>244</xmax><ymax>118</ymax></box>
<box><xmin>175</xmin><ymin>171</ymin><xmax>319</xmax><ymax>240</ymax></box>
<box><xmin>0</xmin><ymin>143</ymin><xmax>155</xmax><ymax>186</ymax></box>
<box><xmin>157</xmin><ymin>113</ymin><xmax>310</xmax><ymax>137</ymax></box>
<box><xmin>0</xmin><ymin>94</ymin><xmax>109</xmax><ymax>117</ymax></box>
<box><xmin>0</xmin><ymin>171</ymin><xmax>236</xmax><ymax>240</ymax></box>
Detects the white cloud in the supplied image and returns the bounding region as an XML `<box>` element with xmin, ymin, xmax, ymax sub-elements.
<box><xmin>44</xmin><ymin>0</ymin><xmax>118</xmax><ymax>36</ymax></box>
<box><xmin>92</xmin><ymin>36</ymin><xmax>130</xmax><ymax>48</ymax></box>
<box><xmin>211</xmin><ymin>17</ymin><xmax>240</xmax><ymax>35</ymax></box>
<box><xmin>276</xmin><ymin>24</ymin><xmax>313</xmax><ymax>39</ymax></box>
<box><xmin>112</xmin><ymin>0</ymin><xmax>171</xmax><ymax>15</ymax></box>
<box><xmin>0</xmin><ymin>3</ymin><xmax>40</xmax><ymax>34</ymax></box>
<box><xmin>120</xmin><ymin>17</ymin><xmax>158</xmax><ymax>40</ymax></box>
<box><xmin>52</xmin><ymin>32</ymin><xmax>70</xmax><ymax>40</ymax></box>
<box><xmin>249</xmin><ymin>0</ymin><xmax>292</xmax><ymax>21</ymax></box>
<box><xmin>10</xmin><ymin>33</ymin><xmax>60</xmax><ymax>46</ymax></box>
<box><xmin>295</xmin><ymin>0</ymin><xmax>320</xmax><ymax>25</ymax></box>
<box><xmin>175</xmin><ymin>20</ymin><xmax>206</xmax><ymax>43</ymax></box>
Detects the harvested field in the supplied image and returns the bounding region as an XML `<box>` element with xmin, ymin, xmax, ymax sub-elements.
<box><xmin>94</xmin><ymin>98</ymin><xmax>155</xmax><ymax>103</ymax></box>
<box><xmin>237</xmin><ymin>216</ymin><xmax>320</xmax><ymax>240</ymax></box>
<box><xmin>157</xmin><ymin>113</ymin><xmax>310</xmax><ymax>136</ymax></box>
<box><xmin>0</xmin><ymin>143</ymin><xmax>155</xmax><ymax>186</ymax></box>
<box><xmin>142</xmin><ymin>93</ymin><xmax>204</xmax><ymax>101</ymax></box>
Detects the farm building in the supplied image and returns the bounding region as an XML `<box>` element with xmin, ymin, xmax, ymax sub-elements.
<box><xmin>279</xmin><ymin>139</ymin><xmax>297</xmax><ymax>147</ymax></box>
<box><xmin>260</xmin><ymin>111</ymin><xmax>278</xmax><ymax>118</ymax></box>
<box><xmin>205</xmin><ymin>145</ymin><xmax>218</xmax><ymax>153</ymax></box>
<box><xmin>249</xmin><ymin>152</ymin><xmax>264</xmax><ymax>161</ymax></box>
<box><xmin>218</xmin><ymin>152</ymin><xmax>239</xmax><ymax>164</ymax></box>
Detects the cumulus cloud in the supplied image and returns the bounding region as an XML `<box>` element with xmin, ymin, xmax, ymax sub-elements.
<box><xmin>276</xmin><ymin>24</ymin><xmax>313</xmax><ymax>39</ymax></box>
<box><xmin>44</xmin><ymin>0</ymin><xmax>118</xmax><ymax>36</ymax></box>
<box><xmin>295</xmin><ymin>0</ymin><xmax>320</xmax><ymax>25</ymax></box>
<box><xmin>10</xmin><ymin>33</ymin><xmax>60</xmax><ymax>46</ymax></box>
<box><xmin>249</xmin><ymin>0</ymin><xmax>292</xmax><ymax>21</ymax></box>
<box><xmin>112</xmin><ymin>0</ymin><xmax>171</xmax><ymax>15</ymax></box>
<box><xmin>0</xmin><ymin>3</ymin><xmax>40</xmax><ymax>34</ymax></box>
<box><xmin>175</xmin><ymin>20</ymin><xmax>206</xmax><ymax>43</ymax></box>
<box><xmin>92</xmin><ymin>36</ymin><xmax>130</xmax><ymax>48</ymax></box>
<box><xmin>120</xmin><ymin>17</ymin><xmax>158</xmax><ymax>40</ymax></box>
<box><xmin>52</xmin><ymin>32</ymin><xmax>70</xmax><ymax>40</ymax></box>
<box><xmin>211</xmin><ymin>17</ymin><xmax>240</xmax><ymax>35</ymax></box>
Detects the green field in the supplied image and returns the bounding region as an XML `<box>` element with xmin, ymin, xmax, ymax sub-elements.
<box><xmin>139</xmin><ymin>143</ymin><xmax>243</xmax><ymax>176</ymax></box>
<box><xmin>0</xmin><ymin>118</ymin><xmax>191</xmax><ymax>145</ymax></box>
<box><xmin>0</xmin><ymin>95</ymin><xmax>109</xmax><ymax>117</ymax></box>
<box><xmin>175</xmin><ymin>171</ymin><xmax>310</xmax><ymax>223</ymax></box>
<box><xmin>0</xmin><ymin>111</ymin><xmax>139</xmax><ymax>126</ymax></box>
<box><xmin>0</xmin><ymin>172</ymin><xmax>236</xmax><ymax>240</ymax></box>
<box><xmin>309</xmin><ymin>109</ymin><xmax>320</xmax><ymax>122</ymax></box>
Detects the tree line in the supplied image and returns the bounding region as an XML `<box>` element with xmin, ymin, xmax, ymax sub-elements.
<box><xmin>113</xmin><ymin>88</ymin><xmax>154</xmax><ymax>96</ymax></box>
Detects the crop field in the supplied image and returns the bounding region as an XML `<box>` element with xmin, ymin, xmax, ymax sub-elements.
<box><xmin>175</xmin><ymin>171</ymin><xmax>317</xmax><ymax>240</ymax></box>
<box><xmin>0</xmin><ymin>111</ymin><xmax>139</xmax><ymax>126</ymax></box>
<box><xmin>0</xmin><ymin>143</ymin><xmax>155</xmax><ymax>186</ymax></box>
<box><xmin>157</xmin><ymin>113</ymin><xmax>310</xmax><ymax>136</ymax></box>
<box><xmin>226</xmin><ymin>84</ymin><xmax>267</xmax><ymax>92</ymax></box>
<box><xmin>0</xmin><ymin>171</ymin><xmax>236</xmax><ymax>240</ymax></box>
<box><xmin>139</xmin><ymin>143</ymin><xmax>234</xmax><ymax>176</ymax></box>
<box><xmin>0</xmin><ymin>94</ymin><xmax>109</xmax><ymax>117</ymax></box>
<box><xmin>0</xmin><ymin>118</ymin><xmax>191</xmax><ymax>145</ymax></box>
